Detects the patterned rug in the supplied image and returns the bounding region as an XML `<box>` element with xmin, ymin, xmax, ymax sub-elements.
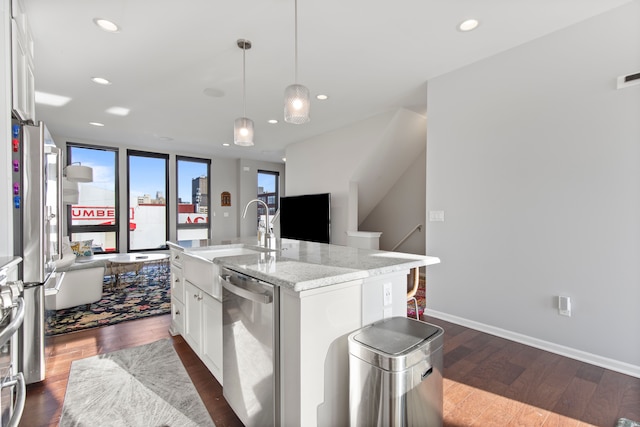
<box><xmin>617</xmin><ymin>419</ymin><xmax>640</xmax><ymax>427</ymax></box>
<box><xmin>45</xmin><ymin>264</ymin><xmax>171</xmax><ymax>336</ymax></box>
<box><xmin>406</xmin><ymin>277</ymin><xmax>426</xmax><ymax>319</ymax></box>
<box><xmin>60</xmin><ymin>339</ymin><xmax>214</xmax><ymax>426</ymax></box>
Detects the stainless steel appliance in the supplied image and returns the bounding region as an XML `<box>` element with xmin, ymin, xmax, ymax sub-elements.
<box><xmin>220</xmin><ymin>267</ymin><xmax>280</xmax><ymax>427</ymax></box>
<box><xmin>348</xmin><ymin>317</ymin><xmax>444</xmax><ymax>427</ymax></box>
<box><xmin>0</xmin><ymin>260</ymin><xmax>27</xmax><ymax>427</ymax></box>
<box><xmin>11</xmin><ymin>120</ymin><xmax>62</xmax><ymax>384</ymax></box>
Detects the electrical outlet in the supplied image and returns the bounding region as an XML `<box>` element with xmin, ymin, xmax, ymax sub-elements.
<box><xmin>383</xmin><ymin>283</ymin><xmax>392</xmax><ymax>306</ymax></box>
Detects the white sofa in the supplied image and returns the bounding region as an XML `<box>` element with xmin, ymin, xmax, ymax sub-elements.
<box><xmin>45</xmin><ymin>257</ymin><xmax>111</xmax><ymax>311</ymax></box>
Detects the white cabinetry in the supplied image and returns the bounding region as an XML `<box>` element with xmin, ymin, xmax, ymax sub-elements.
<box><xmin>280</xmin><ymin>271</ymin><xmax>409</xmax><ymax>427</ymax></box>
<box><xmin>184</xmin><ymin>280</ymin><xmax>202</xmax><ymax>350</ymax></box>
<box><xmin>184</xmin><ymin>279</ymin><xmax>223</xmax><ymax>383</ymax></box>
<box><xmin>169</xmin><ymin>248</ymin><xmax>185</xmax><ymax>335</ymax></box>
<box><xmin>10</xmin><ymin>0</ymin><xmax>35</xmax><ymax>121</ymax></box>
<box><xmin>200</xmin><ymin>291</ymin><xmax>223</xmax><ymax>381</ymax></box>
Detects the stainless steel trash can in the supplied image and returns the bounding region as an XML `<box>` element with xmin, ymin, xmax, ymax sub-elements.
<box><xmin>348</xmin><ymin>316</ymin><xmax>444</xmax><ymax>427</ymax></box>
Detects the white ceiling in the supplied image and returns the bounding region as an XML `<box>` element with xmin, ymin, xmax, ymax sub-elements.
<box><xmin>24</xmin><ymin>0</ymin><xmax>632</xmax><ymax>163</ymax></box>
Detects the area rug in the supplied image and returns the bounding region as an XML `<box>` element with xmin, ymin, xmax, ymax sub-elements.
<box><xmin>406</xmin><ymin>277</ymin><xmax>426</xmax><ymax>318</ymax></box>
<box><xmin>60</xmin><ymin>338</ymin><xmax>215</xmax><ymax>427</ymax></box>
<box><xmin>617</xmin><ymin>419</ymin><xmax>640</xmax><ymax>427</ymax></box>
<box><xmin>45</xmin><ymin>264</ymin><xmax>170</xmax><ymax>335</ymax></box>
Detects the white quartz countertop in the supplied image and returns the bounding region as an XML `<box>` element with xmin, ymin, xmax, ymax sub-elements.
<box><xmin>177</xmin><ymin>238</ymin><xmax>440</xmax><ymax>292</ymax></box>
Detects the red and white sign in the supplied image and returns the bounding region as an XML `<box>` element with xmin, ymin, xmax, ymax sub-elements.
<box><xmin>71</xmin><ymin>206</ymin><xmax>134</xmax><ymax>220</ymax></box>
<box><xmin>179</xmin><ymin>213</ymin><xmax>209</xmax><ymax>224</ymax></box>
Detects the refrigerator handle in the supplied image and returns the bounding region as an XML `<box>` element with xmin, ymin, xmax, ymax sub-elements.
<box><xmin>56</xmin><ymin>146</ymin><xmax>63</xmax><ymax>256</ymax></box>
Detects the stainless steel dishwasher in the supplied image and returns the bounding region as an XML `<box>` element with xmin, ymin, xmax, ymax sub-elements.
<box><xmin>220</xmin><ymin>267</ymin><xmax>280</xmax><ymax>427</ymax></box>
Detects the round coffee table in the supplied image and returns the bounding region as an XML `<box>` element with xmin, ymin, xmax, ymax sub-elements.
<box><xmin>107</xmin><ymin>253</ymin><xmax>169</xmax><ymax>289</ymax></box>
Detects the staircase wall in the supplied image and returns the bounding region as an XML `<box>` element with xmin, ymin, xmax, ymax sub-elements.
<box><xmin>285</xmin><ymin>108</ymin><xmax>426</xmax><ymax>246</ymax></box>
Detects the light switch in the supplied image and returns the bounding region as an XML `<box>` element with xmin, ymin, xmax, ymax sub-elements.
<box><xmin>429</xmin><ymin>210</ymin><xmax>445</xmax><ymax>222</ymax></box>
<box><xmin>223</xmin><ymin>212</ymin><xmax>229</xmax><ymax>217</ymax></box>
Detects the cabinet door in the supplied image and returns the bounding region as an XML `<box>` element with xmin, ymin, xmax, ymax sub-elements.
<box><xmin>184</xmin><ymin>280</ymin><xmax>202</xmax><ymax>352</ymax></box>
<box><xmin>11</xmin><ymin>21</ymin><xmax>27</xmax><ymax>121</ymax></box>
<box><xmin>201</xmin><ymin>293</ymin><xmax>223</xmax><ymax>384</ymax></box>
<box><xmin>11</xmin><ymin>12</ymin><xmax>35</xmax><ymax>122</ymax></box>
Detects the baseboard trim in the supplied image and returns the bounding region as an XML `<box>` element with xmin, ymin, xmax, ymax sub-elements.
<box><xmin>423</xmin><ymin>309</ymin><xmax>640</xmax><ymax>379</ymax></box>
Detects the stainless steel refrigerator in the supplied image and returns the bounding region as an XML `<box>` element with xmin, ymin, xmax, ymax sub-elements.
<box><xmin>11</xmin><ymin>119</ymin><xmax>62</xmax><ymax>384</ymax></box>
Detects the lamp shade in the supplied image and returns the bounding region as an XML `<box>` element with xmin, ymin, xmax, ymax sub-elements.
<box><xmin>284</xmin><ymin>84</ymin><xmax>311</xmax><ymax>124</ymax></box>
<box><xmin>234</xmin><ymin>117</ymin><xmax>254</xmax><ymax>146</ymax></box>
<box><xmin>65</xmin><ymin>164</ymin><xmax>93</xmax><ymax>182</ymax></box>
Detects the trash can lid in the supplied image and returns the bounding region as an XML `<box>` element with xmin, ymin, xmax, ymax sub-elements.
<box><xmin>352</xmin><ymin>317</ymin><xmax>441</xmax><ymax>355</ymax></box>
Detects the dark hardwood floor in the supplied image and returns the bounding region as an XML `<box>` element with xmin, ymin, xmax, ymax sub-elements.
<box><xmin>20</xmin><ymin>314</ymin><xmax>640</xmax><ymax>427</ymax></box>
<box><xmin>423</xmin><ymin>315</ymin><xmax>640</xmax><ymax>427</ymax></box>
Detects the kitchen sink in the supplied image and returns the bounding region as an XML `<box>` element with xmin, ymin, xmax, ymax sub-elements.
<box><xmin>191</xmin><ymin>246</ymin><xmax>266</xmax><ymax>261</ymax></box>
<box><xmin>181</xmin><ymin>245</ymin><xmax>272</xmax><ymax>300</ymax></box>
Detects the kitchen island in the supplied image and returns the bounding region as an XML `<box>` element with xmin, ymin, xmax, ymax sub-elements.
<box><xmin>167</xmin><ymin>238</ymin><xmax>440</xmax><ymax>426</ymax></box>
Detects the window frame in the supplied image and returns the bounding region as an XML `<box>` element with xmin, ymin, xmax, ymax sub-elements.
<box><xmin>66</xmin><ymin>142</ymin><xmax>120</xmax><ymax>254</ymax></box>
<box><xmin>257</xmin><ymin>169</ymin><xmax>280</xmax><ymax>224</ymax></box>
<box><xmin>126</xmin><ymin>149</ymin><xmax>170</xmax><ymax>252</ymax></box>
<box><xmin>176</xmin><ymin>155</ymin><xmax>211</xmax><ymax>237</ymax></box>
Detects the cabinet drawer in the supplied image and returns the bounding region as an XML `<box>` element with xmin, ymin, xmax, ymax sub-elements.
<box><xmin>171</xmin><ymin>299</ymin><xmax>184</xmax><ymax>336</ymax></box>
<box><xmin>170</xmin><ymin>249</ymin><xmax>184</xmax><ymax>269</ymax></box>
<box><xmin>171</xmin><ymin>268</ymin><xmax>184</xmax><ymax>303</ymax></box>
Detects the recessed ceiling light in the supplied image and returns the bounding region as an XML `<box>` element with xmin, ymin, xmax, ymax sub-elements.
<box><xmin>223</xmin><ymin>143</ymin><xmax>230</xmax><ymax>147</ymax></box>
<box><xmin>91</xmin><ymin>77</ymin><xmax>111</xmax><ymax>85</ymax></box>
<box><xmin>158</xmin><ymin>136</ymin><xmax>173</xmax><ymax>141</ymax></box>
<box><xmin>282</xmin><ymin>157</ymin><xmax>286</xmax><ymax>162</ymax></box>
<box><xmin>93</xmin><ymin>18</ymin><xmax>120</xmax><ymax>33</ymax></box>
<box><xmin>268</xmin><ymin>119</ymin><xmax>278</xmax><ymax>124</ymax></box>
<box><xmin>458</xmin><ymin>19</ymin><xmax>479</xmax><ymax>32</ymax></box>
<box><xmin>89</xmin><ymin>122</ymin><xmax>104</xmax><ymax>127</ymax></box>
<box><xmin>34</xmin><ymin>91</ymin><xmax>71</xmax><ymax>106</ymax></box>
<box><xmin>106</xmin><ymin>106</ymin><xmax>130</xmax><ymax>116</ymax></box>
<box><xmin>316</xmin><ymin>94</ymin><xmax>328</xmax><ymax>100</ymax></box>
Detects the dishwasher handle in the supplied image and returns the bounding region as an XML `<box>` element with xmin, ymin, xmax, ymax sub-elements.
<box><xmin>220</xmin><ymin>275</ymin><xmax>273</xmax><ymax>305</ymax></box>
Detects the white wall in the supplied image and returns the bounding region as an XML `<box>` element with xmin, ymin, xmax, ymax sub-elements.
<box><xmin>210</xmin><ymin>157</ymin><xmax>238</xmax><ymax>240</ymax></box>
<box><xmin>360</xmin><ymin>149</ymin><xmax>426</xmax><ymax>254</ymax></box>
<box><xmin>426</xmin><ymin>2</ymin><xmax>640</xmax><ymax>375</ymax></box>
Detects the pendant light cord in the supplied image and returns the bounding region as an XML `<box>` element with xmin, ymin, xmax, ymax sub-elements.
<box><xmin>294</xmin><ymin>0</ymin><xmax>298</xmax><ymax>84</ymax></box>
<box><xmin>242</xmin><ymin>44</ymin><xmax>247</xmax><ymax>117</ymax></box>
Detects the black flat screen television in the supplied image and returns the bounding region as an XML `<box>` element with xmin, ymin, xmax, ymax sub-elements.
<box><xmin>279</xmin><ymin>193</ymin><xmax>331</xmax><ymax>244</ymax></box>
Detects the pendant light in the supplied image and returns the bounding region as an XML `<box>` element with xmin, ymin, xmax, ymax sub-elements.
<box><xmin>284</xmin><ymin>0</ymin><xmax>310</xmax><ymax>124</ymax></box>
<box><xmin>234</xmin><ymin>39</ymin><xmax>254</xmax><ymax>146</ymax></box>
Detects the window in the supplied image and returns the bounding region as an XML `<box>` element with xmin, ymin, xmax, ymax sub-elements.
<box><xmin>127</xmin><ymin>150</ymin><xmax>169</xmax><ymax>251</ymax></box>
<box><xmin>66</xmin><ymin>143</ymin><xmax>119</xmax><ymax>253</ymax></box>
<box><xmin>257</xmin><ymin>170</ymin><xmax>279</xmax><ymax>229</ymax></box>
<box><xmin>176</xmin><ymin>156</ymin><xmax>210</xmax><ymax>244</ymax></box>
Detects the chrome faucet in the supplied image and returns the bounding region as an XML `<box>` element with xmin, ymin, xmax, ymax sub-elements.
<box><xmin>242</xmin><ymin>199</ymin><xmax>273</xmax><ymax>246</ymax></box>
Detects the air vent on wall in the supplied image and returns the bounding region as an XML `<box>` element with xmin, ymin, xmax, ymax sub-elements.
<box><xmin>617</xmin><ymin>72</ymin><xmax>640</xmax><ymax>89</ymax></box>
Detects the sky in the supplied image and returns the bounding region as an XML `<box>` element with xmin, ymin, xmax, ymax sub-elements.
<box><xmin>70</xmin><ymin>147</ymin><xmax>277</xmax><ymax>204</ymax></box>
<box><xmin>70</xmin><ymin>147</ymin><xmax>207</xmax><ymax>203</ymax></box>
